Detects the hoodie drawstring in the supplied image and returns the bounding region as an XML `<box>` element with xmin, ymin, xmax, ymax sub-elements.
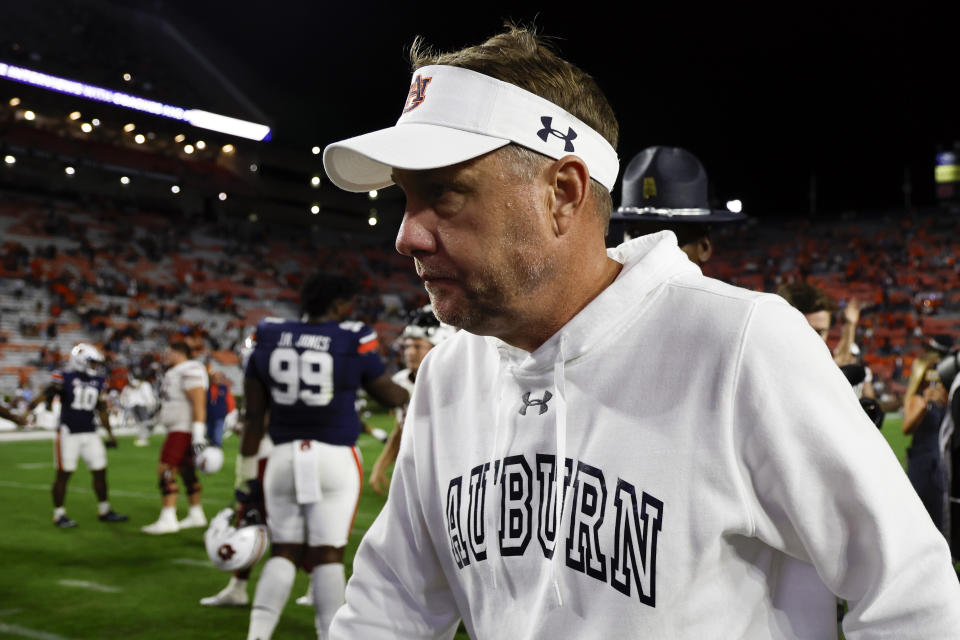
<box><xmin>550</xmin><ymin>335</ymin><xmax>568</xmax><ymax>608</ymax></box>
<box><xmin>487</xmin><ymin>361</ymin><xmax>509</xmax><ymax>592</ymax></box>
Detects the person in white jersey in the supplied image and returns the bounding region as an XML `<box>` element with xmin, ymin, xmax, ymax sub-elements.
<box><xmin>142</xmin><ymin>341</ymin><xmax>210</xmax><ymax>534</ymax></box>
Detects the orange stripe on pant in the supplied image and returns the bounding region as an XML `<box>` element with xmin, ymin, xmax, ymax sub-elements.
<box><xmin>348</xmin><ymin>445</ymin><xmax>363</xmax><ymax>535</ymax></box>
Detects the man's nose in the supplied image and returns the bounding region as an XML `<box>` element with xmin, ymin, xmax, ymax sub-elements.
<box><xmin>395</xmin><ymin>205</ymin><xmax>437</xmax><ymax>257</ymax></box>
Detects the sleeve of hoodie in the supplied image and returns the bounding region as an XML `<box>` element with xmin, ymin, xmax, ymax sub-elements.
<box><xmin>329</xmin><ymin>363</ymin><xmax>461</xmax><ymax>640</ymax></box>
<box><xmin>731</xmin><ymin>297</ymin><xmax>960</xmax><ymax>638</ymax></box>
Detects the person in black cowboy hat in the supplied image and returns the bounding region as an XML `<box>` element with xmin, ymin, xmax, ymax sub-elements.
<box><xmin>611</xmin><ymin>146</ymin><xmax>745</xmax><ymax>265</ymax></box>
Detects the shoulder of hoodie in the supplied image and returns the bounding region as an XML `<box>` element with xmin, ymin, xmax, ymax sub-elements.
<box><xmin>664</xmin><ymin>270</ymin><xmax>814</xmax><ymax>332</ymax></box>
<box><xmin>612</xmin><ymin>231</ymin><xmax>791</xmax><ymax>320</ymax></box>
<box><xmin>662</xmin><ymin>271</ymin><xmax>828</xmax><ymax>363</ymax></box>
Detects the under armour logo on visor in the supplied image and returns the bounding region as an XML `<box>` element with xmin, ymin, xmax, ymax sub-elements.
<box><xmin>536</xmin><ymin>116</ymin><xmax>577</xmax><ymax>152</ymax></box>
<box><xmin>519</xmin><ymin>391</ymin><xmax>553</xmax><ymax>416</ymax></box>
<box><xmin>403</xmin><ymin>74</ymin><xmax>432</xmax><ymax>113</ymax></box>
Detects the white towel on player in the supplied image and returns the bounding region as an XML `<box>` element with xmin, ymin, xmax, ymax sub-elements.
<box><xmin>293</xmin><ymin>440</ymin><xmax>322</xmax><ymax>504</ymax></box>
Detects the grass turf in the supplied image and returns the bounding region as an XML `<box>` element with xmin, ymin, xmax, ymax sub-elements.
<box><xmin>0</xmin><ymin>413</ymin><xmax>404</xmax><ymax>639</ymax></box>
<box><xmin>0</xmin><ymin>414</ymin><xmax>911</xmax><ymax>639</ymax></box>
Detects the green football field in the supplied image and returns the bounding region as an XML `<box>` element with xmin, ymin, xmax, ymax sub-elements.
<box><xmin>0</xmin><ymin>414</ymin><xmax>911</xmax><ymax>639</ymax></box>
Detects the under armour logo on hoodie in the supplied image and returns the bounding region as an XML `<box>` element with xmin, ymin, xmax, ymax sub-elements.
<box><xmin>519</xmin><ymin>391</ymin><xmax>553</xmax><ymax>416</ymax></box>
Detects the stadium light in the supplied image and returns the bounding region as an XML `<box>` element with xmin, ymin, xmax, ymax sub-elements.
<box><xmin>4</xmin><ymin>155</ymin><xmax>15</xmax><ymax>165</ymax></box>
<box><xmin>368</xmin><ymin>210</ymin><xmax>378</xmax><ymax>226</ymax></box>
<box><xmin>8</xmin><ymin>97</ymin><xmax>20</xmax><ymax>106</ymax></box>
<box><xmin>311</xmin><ymin>176</ymin><xmax>321</xmax><ymax>187</ymax></box>
<box><xmin>368</xmin><ymin>189</ymin><xmax>378</xmax><ymax>200</ymax></box>
<box><xmin>174</xmin><ymin>134</ymin><xmax>185</xmax><ymax>143</ymax></box>
<box><xmin>64</xmin><ymin>166</ymin><xmax>75</xmax><ymax>175</ymax></box>
<box><xmin>183</xmin><ymin>144</ymin><xmax>195</xmax><ymax>154</ymax></box>
<box><xmin>726</xmin><ymin>199</ymin><xmax>743</xmax><ymax>213</ymax></box>
<box><xmin>0</xmin><ymin>61</ymin><xmax>272</xmax><ymax>141</ymax></box>
<box><xmin>91</xmin><ymin>118</ymin><xmax>100</xmax><ymax>126</ymax></box>
<box><xmin>221</xmin><ymin>144</ymin><xmax>234</xmax><ymax>154</ymax></box>
<box><xmin>122</xmin><ymin>73</ymin><xmax>132</xmax><ymax>82</ymax></box>
<box><xmin>249</xmin><ymin>213</ymin><xmax>258</xmax><ymax>222</ymax></box>
<box><xmin>120</xmin><ymin>176</ymin><xmax>130</xmax><ymax>185</ymax></box>
<box><xmin>80</xmin><ymin>122</ymin><xmax>93</xmax><ymax>133</ymax></box>
<box><xmin>68</xmin><ymin>111</ymin><xmax>81</xmax><ymax>120</ymax></box>
<box><xmin>311</xmin><ymin>146</ymin><xmax>320</xmax><ymax>155</ymax></box>
<box><xmin>171</xmin><ymin>185</ymin><xmax>180</xmax><ymax>194</ymax></box>
<box><xmin>196</xmin><ymin>140</ymin><xmax>206</xmax><ymax>150</ymax></box>
<box><xmin>310</xmin><ymin>204</ymin><xmax>320</xmax><ymax>214</ymax></box>
<box><xmin>249</xmin><ymin>164</ymin><xmax>258</xmax><ymax>172</ymax></box>
<box><xmin>23</xmin><ymin>110</ymin><xmax>35</xmax><ymax>120</ymax></box>
<box><xmin>123</xmin><ymin>123</ymin><xmax>135</xmax><ymax>132</ymax></box>
<box><xmin>218</xmin><ymin>192</ymin><xmax>227</xmax><ymax>201</ymax></box>
<box><xmin>134</xmin><ymin>133</ymin><xmax>146</xmax><ymax>144</ymax></box>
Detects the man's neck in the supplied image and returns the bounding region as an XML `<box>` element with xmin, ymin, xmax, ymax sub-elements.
<box><xmin>497</xmin><ymin>254</ymin><xmax>622</xmax><ymax>353</ymax></box>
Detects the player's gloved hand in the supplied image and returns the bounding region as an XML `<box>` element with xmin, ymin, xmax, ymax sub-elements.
<box><xmin>191</xmin><ymin>420</ymin><xmax>208</xmax><ymax>455</ymax></box>
<box><xmin>235</xmin><ymin>478</ymin><xmax>264</xmax><ymax>506</ymax></box>
<box><xmin>192</xmin><ymin>438</ymin><xmax>208</xmax><ymax>457</ymax></box>
<box><xmin>105</xmin><ymin>437</ymin><xmax>118</xmax><ymax>449</ymax></box>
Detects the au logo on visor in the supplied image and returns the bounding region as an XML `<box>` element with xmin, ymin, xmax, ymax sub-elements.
<box><xmin>536</xmin><ymin>116</ymin><xmax>577</xmax><ymax>152</ymax></box>
<box><xmin>403</xmin><ymin>74</ymin><xmax>433</xmax><ymax>114</ymax></box>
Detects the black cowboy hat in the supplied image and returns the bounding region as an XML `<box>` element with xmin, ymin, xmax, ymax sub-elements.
<box><xmin>611</xmin><ymin>146</ymin><xmax>746</xmax><ymax>223</ymax></box>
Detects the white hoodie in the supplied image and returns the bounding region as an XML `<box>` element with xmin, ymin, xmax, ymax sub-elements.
<box><xmin>331</xmin><ymin>232</ymin><xmax>960</xmax><ymax>639</ymax></box>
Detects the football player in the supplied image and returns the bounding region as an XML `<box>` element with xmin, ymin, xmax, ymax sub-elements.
<box><xmin>142</xmin><ymin>341</ymin><xmax>209</xmax><ymax>534</ymax></box>
<box><xmin>27</xmin><ymin>343</ymin><xmax>127</xmax><ymax>527</ymax></box>
<box><xmin>370</xmin><ymin>305</ymin><xmax>454</xmax><ymax>495</ymax></box>
<box><xmin>239</xmin><ymin>272</ymin><xmax>409</xmax><ymax>640</ymax></box>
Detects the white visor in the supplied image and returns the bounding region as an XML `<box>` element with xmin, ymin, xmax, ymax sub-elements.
<box><xmin>323</xmin><ymin>65</ymin><xmax>619</xmax><ymax>192</ymax></box>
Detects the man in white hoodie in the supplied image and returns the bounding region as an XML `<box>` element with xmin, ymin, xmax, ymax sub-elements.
<box><xmin>321</xmin><ymin>26</ymin><xmax>960</xmax><ymax>639</ymax></box>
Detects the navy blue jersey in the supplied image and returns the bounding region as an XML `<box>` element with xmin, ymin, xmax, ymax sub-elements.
<box><xmin>52</xmin><ymin>370</ymin><xmax>106</xmax><ymax>433</ymax></box>
<box><xmin>245</xmin><ymin>318</ymin><xmax>386</xmax><ymax>446</ymax></box>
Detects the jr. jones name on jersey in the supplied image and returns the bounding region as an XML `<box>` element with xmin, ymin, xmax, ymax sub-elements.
<box><xmin>445</xmin><ymin>453</ymin><xmax>663</xmax><ymax>607</ymax></box>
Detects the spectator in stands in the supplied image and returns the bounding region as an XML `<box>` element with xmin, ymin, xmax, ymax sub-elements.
<box><xmin>902</xmin><ymin>352</ymin><xmax>949</xmax><ymax>533</ymax></box>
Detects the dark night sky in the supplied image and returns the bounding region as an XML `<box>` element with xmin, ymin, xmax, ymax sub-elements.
<box><xmin>159</xmin><ymin>1</ymin><xmax>959</xmax><ymax>217</ymax></box>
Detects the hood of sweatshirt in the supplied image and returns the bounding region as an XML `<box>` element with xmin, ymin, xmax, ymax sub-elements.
<box><xmin>486</xmin><ymin>230</ymin><xmax>699</xmax><ymax>370</ymax></box>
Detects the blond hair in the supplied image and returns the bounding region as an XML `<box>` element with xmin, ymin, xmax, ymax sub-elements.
<box><xmin>409</xmin><ymin>25</ymin><xmax>618</xmax><ymax>226</ymax></box>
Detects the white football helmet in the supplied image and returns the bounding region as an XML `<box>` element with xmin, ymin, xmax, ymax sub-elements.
<box><xmin>204</xmin><ymin>508</ymin><xmax>269</xmax><ymax>572</ymax></box>
<box><xmin>401</xmin><ymin>305</ymin><xmax>456</xmax><ymax>346</ymax></box>
<box><xmin>68</xmin><ymin>343</ymin><xmax>106</xmax><ymax>376</ymax></box>
<box><xmin>196</xmin><ymin>446</ymin><xmax>224</xmax><ymax>474</ymax></box>
<box><xmin>239</xmin><ymin>331</ymin><xmax>257</xmax><ymax>371</ymax></box>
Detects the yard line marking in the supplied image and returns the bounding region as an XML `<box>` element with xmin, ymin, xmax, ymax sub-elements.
<box><xmin>0</xmin><ymin>480</ymin><xmax>157</xmax><ymax>500</ymax></box>
<box><xmin>0</xmin><ymin>622</ymin><xmax>74</xmax><ymax>640</ymax></box>
<box><xmin>58</xmin><ymin>579</ymin><xmax>121</xmax><ymax>593</ymax></box>
<box><xmin>171</xmin><ymin>558</ymin><xmax>215</xmax><ymax>568</ymax></box>
<box><xmin>16</xmin><ymin>463</ymin><xmax>49</xmax><ymax>469</ymax></box>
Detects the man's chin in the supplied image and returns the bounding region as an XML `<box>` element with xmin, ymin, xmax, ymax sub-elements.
<box><xmin>424</xmin><ymin>290</ymin><xmax>470</xmax><ymax>329</ymax></box>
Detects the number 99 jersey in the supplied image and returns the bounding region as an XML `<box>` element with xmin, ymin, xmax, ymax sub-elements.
<box><xmin>245</xmin><ymin>318</ymin><xmax>386</xmax><ymax>446</ymax></box>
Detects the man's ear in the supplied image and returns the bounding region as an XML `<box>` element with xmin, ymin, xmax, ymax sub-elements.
<box><xmin>696</xmin><ymin>236</ymin><xmax>713</xmax><ymax>263</ymax></box>
<box><xmin>681</xmin><ymin>236</ymin><xmax>713</xmax><ymax>265</ymax></box>
<box><xmin>549</xmin><ymin>155</ymin><xmax>590</xmax><ymax>237</ymax></box>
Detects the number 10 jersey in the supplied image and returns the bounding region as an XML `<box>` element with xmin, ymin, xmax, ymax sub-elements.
<box><xmin>52</xmin><ymin>370</ymin><xmax>106</xmax><ymax>433</ymax></box>
<box><xmin>245</xmin><ymin>318</ymin><xmax>386</xmax><ymax>446</ymax></box>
